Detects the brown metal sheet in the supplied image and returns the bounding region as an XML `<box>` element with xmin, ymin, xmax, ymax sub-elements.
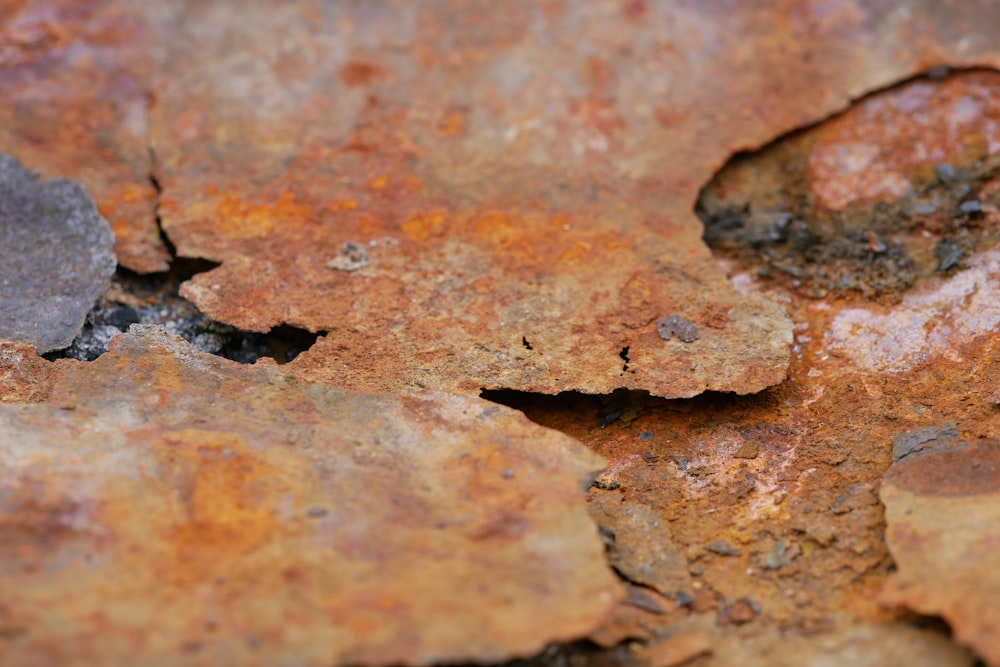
<box><xmin>488</xmin><ymin>61</ymin><xmax>1000</xmax><ymax>663</ymax></box>
<box><xmin>7</xmin><ymin>2</ymin><xmax>1000</xmax><ymax>665</ymax></box>
<box><xmin>143</xmin><ymin>0</ymin><xmax>1000</xmax><ymax>397</ymax></box>
<box><xmin>880</xmin><ymin>440</ymin><xmax>1000</xmax><ymax>667</ymax></box>
<box><xmin>0</xmin><ymin>0</ymin><xmax>169</xmax><ymax>273</ymax></box>
<box><xmin>142</xmin><ymin>0</ymin><xmax>1000</xmax><ymax>397</ymax></box>
<box><xmin>0</xmin><ymin>325</ymin><xmax>621</xmax><ymax>666</ymax></box>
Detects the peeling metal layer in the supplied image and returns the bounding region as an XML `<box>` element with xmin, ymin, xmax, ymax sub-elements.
<box><xmin>0</xmin><ymin>0</ymin><xmax>169</xmax><ymax>273</ymax></box>
<box><xmin>0</xmin><ymin>325</ymin><xmax>621</xmax><ymax>666</ymax></box>
<box><xmin>143</xmin><ymin>0</ymin><xmax>1000</xmax><ymax>397</ymax></box>
<box><xmin>588</xmin><ymin>490</ymin><xmax>690</xmax><ymax>597</ymax></box>
<box><xmin>881</xmin><ymin>440</ymin><xmax>1000</xmax><ymax>667</ymax></box>
<box><xmin>0</xmin><ymin>154</ymin><xmax>116</xmax><ymax>353</ymax></box>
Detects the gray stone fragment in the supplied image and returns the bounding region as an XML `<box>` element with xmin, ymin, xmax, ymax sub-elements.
<box><xmin>0</xmin><ymin>154</ymin><xmax>117</xmax><ymax>353</ymax></box>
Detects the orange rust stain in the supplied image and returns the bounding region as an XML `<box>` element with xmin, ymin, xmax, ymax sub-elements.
<box><xmin>173</xmin><ymin>108</ymin><xmax>202</xmax><ymax>137</ymax></box>
<box><xmin>368</xmin><ymin>174</ymin><xmax>387</xmax><ymax>190</ymax></box>
<box><xmin>158</xmin><ymin>197</ymin><xmax>182</xmax><ymax>215</ymax></box>
<box><xmin>357</xmin><ymin>214</ymin><xmax>385</xmax><ymax>236</ymax></box>
<box><xmin>339</xmin><ymin>60</ymin><xmax>386</xmax><ymax>87</ymax></box>
<box><xmin>98</xmin><ymin>183</ymin><xmax>153</xmax><ymax>219</ymax></box>
<box><xmin>558</xmin><ymin>240</ymin><xmax>592</xmax><ymax>263</ymax></box>
<box><xmin>437</xmin><ymin>108</ymin><xmax>467</xmax><ymax>137</ymax></box>
<box><xmin>119</xmin><ymin>182</ymin><xmax>150</xmax><ymax>204</ymax></box>
<box><xmin>215</xmin><ymin>190</ymin><xmax>312</xmax><ymax>239</ymax></box>
<box><xmin>621</xmin><ymin>0</ymin><xmax>648</xmax><ymax>22</ymax></box>
<box><xmin>402</xmin><ymin>174</ymin><xmax>424</xmax><ymax>192</ymax></box>
<box><xmin>603</xmin><ymin>235</ymin><xmax>629</xmax><ymax>250</ymax></box>
<box><xmin>621</xmin><ymin>273</ymin><xmax>652</xmax><ymax>300</ymax></box>
<box><xmin>473</xmin><ymin>210</ymin><xmax>515</xmax><ymax>240</ymax></box>
<box><xmin>806</xmin><ymin>72</ymin><xmax>1000</xmax><ymax>211</ymax></box>
<box><xmin>161</xmin><ymin>430</ymin><xmax>281</xmax><ymax>558</ymax></box>
<box><xmin>401</xmin><ymin>211</ymin><xmax>447</xmax><ymax>241</ymax></box>
<box><xmin>698</xmin><ymin>304</ymin><xmax>731</xmax><ymax>329</ymax></box>
<box><xmin>346</xmin><ymin>617</ymin><xmax>380</xmax><ymax>637</ymax></box>
<box><xmin>328</xmin><ymin>199</ymin><xmax>359</xmax><ymax>213</ymax></box>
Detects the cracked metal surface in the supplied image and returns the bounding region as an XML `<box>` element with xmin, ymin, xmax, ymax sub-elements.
<box><xmin>0</xmin><ymin>326</ymin><xmax>620</xmax><ymax>666</ymax></box>
<box><xmin>0</xmin><ymin>0</ymin><xmax>169</xmax><ymax>273</ymax></box>
<box><xmin>140</xmin><ymin>0</ymin><xmax>1000</xmax><ymax>398</ymax></box>
<box><xmin>5</xmin><ymin>2</ymin><xmax>1000</xmax><ymax>666</ymax></box>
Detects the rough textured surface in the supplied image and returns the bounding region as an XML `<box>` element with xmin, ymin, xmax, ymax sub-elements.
<box><xmin>0</xmin><ymin>326</ymin><xmax>621</xmax><ymax>666</ymax></box>
<box><xmin>486</xmin><ymin>67</ymin><xmax>1000</xmax><ymax>665</ymax></box>
<box><xmin>0</xmin><ymin>341</ymin><xmax>56</xmax><ymax>403</ymax></box>
<box><xmin>0</xmin><ymin>154</ymin><xmax>116</xmax><ymax>353</ymax></box>
<box><xmin>6</xmin><ymin>2</ymin><xmax>1000</xmax><ymax>666</ymax></box>
<box><xmin>704</xmin><ymin>621</ymin><xmax>978</xmax><ymax>667</ymax></box>
<box><xmin>700</xmin><ymin>70</ymin><xmax>1000</xmax><ymax>298</ymax></box>
<box><xmin>881</xmin><ymin>440</ymin><xmax>1000</xmax><ymax>666</ymax></box>
<box><xmin>0</xmin><ymin>0</ymin><xmax>169</xmax><ymax>272</ymax></box>
<box><xmin>139</xmin><ymin>0</ymin><xmax>1000</xmax><ymax>397</ymax></box>
<box><xmin>589</xmin><ymin>491</ymin><xmax>690</xmax><ymax>596</ymax></box>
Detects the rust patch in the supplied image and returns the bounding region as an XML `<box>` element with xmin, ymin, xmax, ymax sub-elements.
<box><xmin>881</xmin><ymin>440</ymin><xmax>1000</xmax><ymax>664</ymax></box>
<box><xmin>0</xmin><ymin>342</ymin><xmax>56</xmax><ymax>403</ymax></box>
<box><xmin>7</xmin><ymin>2</ymin><xmax>1000</xmax><ymax>665</ymax></box>
<box><xmin>139</xmin><ymin>1</ymin><xmax>1000</xmax><ymax>397</ymax></box>
<box><xmin>0</xmin><ymin>0</ymin><xmax>169</xmax><ymax>273</ymax></box>
<box><xmin>339</xmin><ymin>60</ymin><xmax>388</xmax><ymax>87</ymax></box>
<box><xmin>0</xmin><ymin>326</ymin><xmax>621</xmax><ymax>665</ymax></box>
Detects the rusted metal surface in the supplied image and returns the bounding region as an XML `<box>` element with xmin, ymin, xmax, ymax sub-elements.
<box><xmin>700</xmin><ymin>70</ymin><xmax>1000</xmax><ymax>298</ymax></box>
<box><xmin>0</xmin><ymin>326</ymin><xmax>621</xmax><ymax>666</ymax></box>
<box><xmin>588</xmin><ymin>492</ymin><xmax>690</xmax><ymax>596</ymax></box>
<box><xmin>881</xmin><ymin>440</ymin><xmax>1000</xmax><ymax>666</ymax></box>
<box><xmin>491</xmin><ymin>65</ymin><xmax>1000</xmax><ymax>664</ymax></box>
<box><xmin>5</xmin><ymin>2</ymin><xmax>1000</xmax><ymax>666</ymax></box>
<box><xmin>704</xmin><ymin>622</ymin><xmax>978</xmax><ymax>667</ymax></box>
<box><xmin>0</xmin><ymin>154</ymin><xmax>116</xmax><ymax>353</ymax></box>
<box><xmin>0</xmin><ymin>342</ymin><xmax>55</xmax><ymax>403</ymax></box>
<box><xmin>0</xmin><ymin>0</ymin><xmax>168</xmax><ymax>273</ymax></box>
<box><xmin>139</xmin><ymin>0</ymin><xmax>1000</xmax><ymax>398</ymax></box>
<box><xmin>140</xmin><ymin>1</ymin><xmax>1000</xmax><ymax>398</ymax></box>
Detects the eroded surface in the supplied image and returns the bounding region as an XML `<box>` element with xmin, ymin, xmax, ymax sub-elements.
<box><xmin>485</xmin><ymin>68</ymin><xmax>1000</xmax><ymax>665</ymax></box>
<box><xmin>0</xmin><ymin>154</ymin><xmax>116</xmax><ymax>353</ymax></box>
<box><xmin>139</xmin><ymin>0</ymin><xmax>824</xmax><ymax>398</ymax></box>
<box><xmin>0</xmin><ymin>326</ymin><xmax>620</xmax><ymax>666</ymax></box>
<box><xmin>0</xmin><ymin>0</ymin><xmax>169</xmax><ymax>272</ymax></box>
<box><xmin>139</xmin><ymin>0</ymin><xmax>1000</xmax><ymax>397</ymax></box>
<box><xmin>881</xmin><ymin>440</ymin><xmax>1000</xmax><ymax>666</ymax></box>
<box><xmin>700</xmin><ymin>70</ymin><xmax>1000</xmax><ymax>298</ymax></box>
<box><xmin>4</xmin><ymin>2</ymin><xmax>1000</xmax><ymax>666</ymax></box>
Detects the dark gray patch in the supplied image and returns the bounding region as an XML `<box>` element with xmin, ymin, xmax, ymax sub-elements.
<box><xmin>326</xmin><ymin>241</ymin><xmax>370</xmax><ymax>272</ymax></box>
<box><xmin>50</xmin><ymin>267</ymin><xmax>324</xmax><ymax>364</ymax></box>
<box><xmin>706</xmin><ymin>540</ymin><xmax>741</xmax><ymax>556</ymax></box>
<box><xmin>761</xmin><ymin>542</ymin><xmax>788</xmax><ymax>570</ymax></box>
<box><xmin>0</xmin><ymin>153</ymin><xmax>117</xmax><ymax>353</ymax></box>
<box><xmin>957</xmin><ymin>199</ymin><xmax>982</xmax><ymax>215</ymax></box>
<box><xmin>656</xmin><ymin>315</ymin><xmax>699</xmax><ymax>343</ymax></box>
<box><xmin>934</xmin><ymin>237</ymin><xmax>961</xmax><ymax>271</ymax></box>
<box><xmin>935</xmin><ymin>162</ymin><xmax>958</xmax><ymax>182</ymax></box>
<box><xmin>891</xmin><ymin>421</ymin><xmax>958</xmax><ymax>462</ymax></box>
